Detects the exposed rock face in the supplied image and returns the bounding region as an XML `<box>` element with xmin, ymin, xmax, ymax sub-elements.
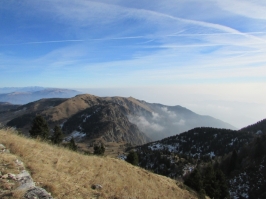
<box><xmin>25</xmin><ymin>187</ymin><xmax>53</xmax><ymax>199</ymax></box>
<box><xmin>16</xmin><ymin>170</ymin><xmax>35</xmax><ymax>190</ymax></box>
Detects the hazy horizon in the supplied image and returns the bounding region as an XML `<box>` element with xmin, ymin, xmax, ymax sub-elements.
<box><xmin>75</xmin><ymin>85</ymin><xmax>265</xmax><ymax>129</ymax></box>
<box><xmin>1</xmin><ymin>0</ymin><xmax>265</xmax><ymax>129</ymax></box>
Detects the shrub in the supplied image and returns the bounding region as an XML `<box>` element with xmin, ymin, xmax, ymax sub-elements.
<box><xmin>126</xmin><ymin>151</ymin><xmax>139</xmax><ymax>166</ymax></box>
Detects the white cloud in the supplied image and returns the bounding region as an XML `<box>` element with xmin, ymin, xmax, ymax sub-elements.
<box><xmin>161</xmin><ymin>107</ymin><xmax>177</xmax><ymax>119</ymax></box>
<box><xmin>216</xmin><ymin>0</ymin><xmax>266</xmax><ymax>20</ymax></box>
<box><xmin>128</xmin><ymin>115</ymin><xmax>164</xmax><ymax>132</ymax></box>
<box><xmin>174</xmin><ymin>119</ymin><xmax>186</xmax><ymax>126</ymax></box>
<box><xmin>152</xmin><ymin>112</ymin><xmax>160</xmax><ymax>120</ymax></box>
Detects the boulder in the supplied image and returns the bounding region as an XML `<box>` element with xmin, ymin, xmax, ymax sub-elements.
<box><xmin>25</xmin><ymin>187</ymin><xmax>53</xmax><ymax>199</ymax></box>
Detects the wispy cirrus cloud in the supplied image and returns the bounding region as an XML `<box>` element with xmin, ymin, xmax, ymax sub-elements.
<box><xmin>215</xmin><ymin>0</ymin><xmax>266</xmax><ymax>20</ymax></box>
<box><xmin>1</xmin><ymin>0</ymin><xmax>266</xmax><ymax>128</ymax></box>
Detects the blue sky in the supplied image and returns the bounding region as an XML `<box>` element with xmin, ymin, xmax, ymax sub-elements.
<box><xmin>0</xmin><ymin>0</ymin><xmax>266</xmax><ymax>128</ymax></box>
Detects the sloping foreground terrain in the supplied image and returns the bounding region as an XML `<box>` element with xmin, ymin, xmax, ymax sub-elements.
<box><xmin>0</xmin><ymin>128</ymin><xmax>197</xmax><ymax>199</ymax></box>
<box><xmin>0</xmin><ymin>143</ymin><xmax>52</xmax><ymax>199</ymax></box>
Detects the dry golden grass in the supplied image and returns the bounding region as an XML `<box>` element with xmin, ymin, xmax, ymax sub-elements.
<box><xmin>0</xmin><ymin>128</ymin><xmax>197</xmax><ymax>199</ymax></box>
<box><xmin>0</xmin><ymin>153</ymin><xmax>20</xmax><ymax>175</ymax></box>
<box><xmin>43</xmin><ymin>94</ymin><xmax>100</xmax><ymax>122</ymax></box>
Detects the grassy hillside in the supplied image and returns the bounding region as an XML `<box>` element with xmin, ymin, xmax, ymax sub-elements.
<box><xmin>0</xmin><ymin>128</ymin><xmax>196</xmax><ymax>199</ymax></box>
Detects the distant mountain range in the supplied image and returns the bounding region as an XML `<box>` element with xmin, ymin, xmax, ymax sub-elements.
<box><xmin>0</xmin><ymin>87</ymin><xmax>81</xmax><ymax>104</ymax></box>
<box><xmin>0</xmin><ymin>86</ymin><xmax>45</xmax><ymax>93</ymax></box>
<box><xmin>1</xmin><ymin>94</ymin><xmax>235</xmax><ymax>145</ymax></box>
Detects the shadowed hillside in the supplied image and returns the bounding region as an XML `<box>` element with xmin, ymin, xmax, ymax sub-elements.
<box><xmin>240</xmin><ymin>118</ymin><xmax>266</xmax><ymax>134</ymax></box>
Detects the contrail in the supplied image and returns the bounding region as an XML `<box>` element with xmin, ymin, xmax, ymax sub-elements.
<box><xmin>0</xmin><ymin>40</ymin><xmax>84</xmax><ymax>46</ymax></box>
<box><xmin>0</xmin><ymin>36</ymin><xmax>146</xmax><ymax>46</ymax></box>
<box><xmin>24</xmin><ymin>40</ymin><xmax>84</xmax><ymax>44</ymax></box>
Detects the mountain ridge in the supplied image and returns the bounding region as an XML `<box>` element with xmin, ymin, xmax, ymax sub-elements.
<box><xmin>2</xmin><ymin>93</ymin><xmax>236</xmax><ymax>145</ymax></box>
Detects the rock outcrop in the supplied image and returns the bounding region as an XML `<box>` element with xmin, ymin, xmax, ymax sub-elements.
<box><xmin>0</xmin><ymin>143</ymin><xmax>53</xmax><ymax>199</ymax></box>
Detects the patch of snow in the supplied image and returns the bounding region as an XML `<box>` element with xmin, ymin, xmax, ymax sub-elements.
<box><xmin>60</xmin><ymin>120</ymin><xmax>67</xmax><ymax>128</ymax></box>
<box><xmin>208</xmin><ymin>151</ymin><xmax>215</xmax><ymax>158</ymax></box>
<box><xmin>83</xmin><ymin>114</ymin><xmax>91</xmax><ymax>122</ymax></box>
<box><xmin>148</xmin><ymin>143</ymin><xmax>179</xmax><ymax>153</ymax></box>
<box><xmin>118</xmin><ymin>154</ymin><xmax>127</xmax><ymax>160</ymax></box>
<box><xmin>148</xmin><ymin>143</ymin><xmax>164</xmax><ymax>151</ymax></box>
<box><xmin>64</xmin><ymin>131</ymin><xmax>86</xmax><ymax>142</ymax></box>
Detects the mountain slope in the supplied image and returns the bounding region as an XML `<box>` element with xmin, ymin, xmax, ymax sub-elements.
<box><xmin>221</xmin><ymin>132</ymin><xmax>266</xmax><ymax>199</ymax></box>
<box><xmin>135</xmin><ymin>127</ymin><xmax>254</xmax><ymax>179</ymax></box>
<box><xmin>133</xmin><ymin>119</ymin><xmax>266</xmax><ymax>199</ymax></box>
<box><xmin>3</xmin><ymin>94</ymin><xmax>236</xmax><ymax>144</ymax></box>
<box><xmin>131</xmin><ymin>102</ymin><xmax>236</xmax><ymax>140</ymax></box>
<box><xmin>62</xmin><ymin>102</ymin><xmax>150</xmax><ymax>145</ymax></box>
<box><xmin>42</xmin><ymin>94</ymin><xmax>102</xmax><ymax>122</ymax></box>
<box><xmin>0</xmin><ymin>102</ymin><xmax>20</xmax><ymax>112</ymax></box>
<box><xmin>0</xmin><ymin>98</ymin><xmax>67</xmax><ymax>125</ymax></box>
<box><xmin>240</xmin><ymin>118</ymin><xmax>266</xmax><ymax>134</ymax></box>
<box><xmin>0</xmin><ymin>128</ymin><xmax>197</xmax><ymax>199</ymax></box>
<box><xmin>4</xmin><ymin>95</ymin><xmax>150</xmax><ymax>146</ymax></box>
<box><xmin>104</xmin><ymin>97</ymin><xmax>236</xmax><ymax>140</ymax></box>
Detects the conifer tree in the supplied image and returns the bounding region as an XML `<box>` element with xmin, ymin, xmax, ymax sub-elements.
<box><xmin>126</xmin><ymin>150</ymin><xmax>139</xmax><ymax>166</ymax></box>
<box><xmin>215</xmin><ymin>169</ymin><xmax>230</xmax><ymax>199</ymax></box>
<box><xmin>203</xmin><ymin>165</ymin><xmax>217</xmax><ymax>199</ymax></box>
<box><xmin>184</xmin><ymin>168</ymin><xmax>203</xmax><ymax>192</ymax></box>
<box><xmin>51</xmin><ymin>125</ymin><xmax>63</xmax><ymax>145</ymax></box>
<box><xmin>227</xmin><ymin>149</ymin><xmax>238</xmax><ymax>175</ymax></box>
<box><xmin>69</xmin><ymin>137</ymin><xmax>77</xmax><ymax>151</ymax></box>
<box><xmin>29</xmin><ymin>115</ymin><xmax>49</xmax><ymax>139</ymax></box>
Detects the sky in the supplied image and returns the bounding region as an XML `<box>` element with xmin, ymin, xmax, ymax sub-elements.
<box><xmin>0</xmin><ymin>0</ymin><xmax>266</xmax><ymax>128</ymax></box>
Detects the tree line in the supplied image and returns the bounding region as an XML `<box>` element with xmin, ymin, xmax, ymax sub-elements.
<box><xmin>28</xmin><ymin>115</ymin><xmax>104</xmax><ymax>155</ymax></box>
